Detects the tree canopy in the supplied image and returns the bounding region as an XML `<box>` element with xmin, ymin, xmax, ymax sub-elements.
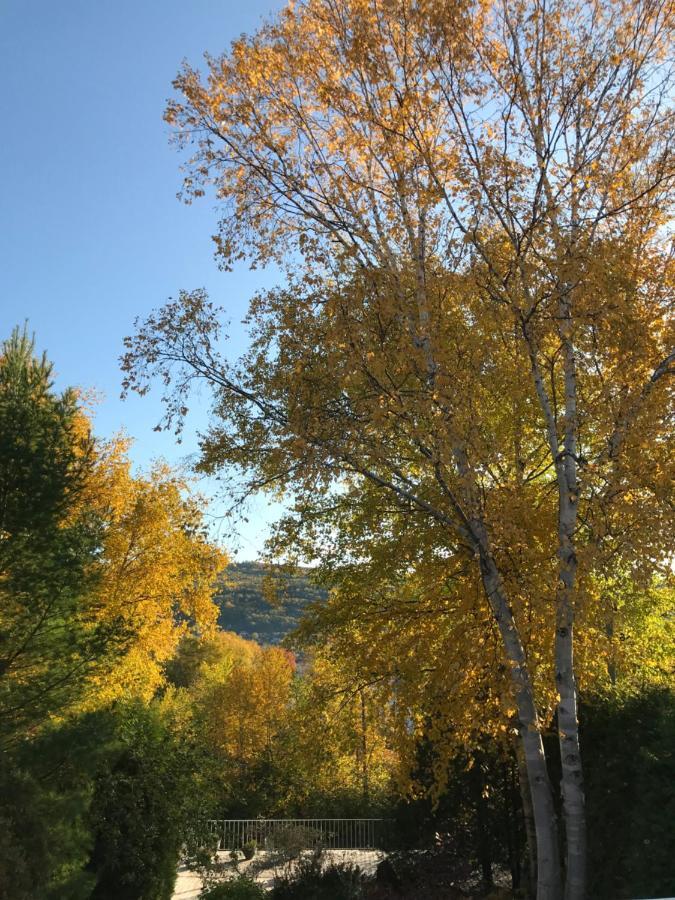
<box><xmin>122</xmin><ymin>1</ymin><xmax>674</xmax><ymax>896</ymax></box>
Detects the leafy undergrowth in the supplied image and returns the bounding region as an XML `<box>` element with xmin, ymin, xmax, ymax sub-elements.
<box><xmin>197</xmin><ymin>848</ymin><xmax>520</xmax><ymax>900</ymax></box>
<box><xmin>200</xmin><ymin>878</ymin><xmax>265</xmax><ymax>900</ymax></box>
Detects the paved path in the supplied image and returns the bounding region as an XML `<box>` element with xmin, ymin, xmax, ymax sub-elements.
<box><xmin>171</xmin><ymin>850</ymin><xmax>384</xmax><ymax>899</ymax></box>
<box><xmin>172</xmin><ymin>862</ymin><xmax>204</xmax><ymax>900</ymax></box>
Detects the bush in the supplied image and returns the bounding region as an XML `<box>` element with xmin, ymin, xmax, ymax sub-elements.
<box><xmin>200</xmin><ymin>877</ymin><xmax>265</xmax><ymax>900</ymax></box>
<box><xmin>267</xmin><ymin>824</ymin><xmax>319</xmax><ymax>858</ymax></box>
<box><xmin>582</xmin><ymin>689</ymin><xmax>675</xmax><ymax>899</ymax></box>
<box><xmin>242</xmin><ymin>839</ymin><xmax>257</xmax><ymax>860</ymax></box>
<box><xmin>271</xmin><ymin>849</ymin><xmax>366</xmax><ymax>900</ymax></box>
<box><xmin>387</xmin><ymin>739</ymin><xmax>525</xmax><ymax>893</ymax></box>
<box><xmin>0</xmin><ymin>712</ymin><xmax>117</xmax><ymax>900</ymax></box>
<box><xmin>0</xmin><ymin>769</ymin><xmax>51</xmax><ymax>900</ymax></box>
<box><xmin>371</xmin><ymin>848</ymin><xmax>473</xmax><ymax>899</ymax></box>
<box><xmin>87</xmin><ymin>703</ymin><xmax>198</xmax><ymax>900</ymax></box>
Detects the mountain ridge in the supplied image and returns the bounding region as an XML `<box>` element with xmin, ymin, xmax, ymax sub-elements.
<box><xmin>214</xmin><ymin>560</ymin><xmax>328</xmax><ymax>644</ymax></box>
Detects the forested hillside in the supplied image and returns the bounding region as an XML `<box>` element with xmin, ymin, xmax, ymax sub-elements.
<box><xmin>214</xmin><ymin>561</ymin><xmax>327</xmax><ymax>644</ymax></box>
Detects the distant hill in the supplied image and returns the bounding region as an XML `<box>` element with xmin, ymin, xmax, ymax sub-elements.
<box><xmin>214</xmin><ymin>561</ymin><xmax>328</xmax><ymax>644</ymax></box>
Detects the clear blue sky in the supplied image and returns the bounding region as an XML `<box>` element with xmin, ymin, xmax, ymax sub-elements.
<box><xmin>1</xmin><ymin>0</ymin><xmax>287</xmax><ymax>558</ymax></box>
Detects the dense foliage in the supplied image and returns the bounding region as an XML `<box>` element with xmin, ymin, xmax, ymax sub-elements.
<box><xmin>0</xmin><ymin>712</ymin><xmax>115</xmax><ymax>900</ymax></box>
<box><xmin>3</xmin><ymin>0</ymin><xmax>675</xmax><ymax>895</ymax></box>
<box><xmin>124</xmin><ymin>0</ymin><xmax>675</xmax><ymax>894</ymax></box>
<box><xmin>87</xmin><ymin>703</ymin><xmax>202</xmax><ymax>900</ymax></box>
<box><xmin>0</xmin><ymin>330</ymin><xmax>225</xmax><ymax>899</ymax></box>
<box><xmin>200</xmin><ymin>880</ymin><xmax>265</xmax><ymax>900</ymax></box>
<box><xmin>162</xmin><ymin>630</ymin><xmax>396</xmax><ymax>821</ymax></box>
<box><xmin>582</xmin><ymin>689</ymin><xmax>675</xmax><ymax>900</ymax></box>
<box><xmin>270</xmin><ymin>851</ymin><xmax>366</xmax><ymax>900</ymax></box>
<box><xmin>0</xmin><ymin>327</ymin><xmax>117</xmax><ymax>742</ymax></box>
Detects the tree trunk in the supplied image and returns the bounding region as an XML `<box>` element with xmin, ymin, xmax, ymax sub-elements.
<box><xmin>477</xmin><ymin>547</ymin><xmax>562</xmax><ymax>900</ymax></box>
<box><xmin>516</xmin><ymin>736</ymin><xmax>539</xmax><ymax>898</ymax></box>
<box><xmin>451</xmin><ymin>428</ymin><xmax>563</xmax><ymax>899</ymax></box>
<box><xmin>556</xmin><ymin>284</ymin><xmax>587</xmax><ymax>900</ymax></box>
<box><xmin>605</xmin><ymin>609</ymin><xmax>617</xmax><ymax>686</ymax></box>
<box><xmin>358</xmin><ymin>688</ymin><xmax>369</xmax><ymax>804</ymax></box>
<box><xmin>472</xmin><ymin>752</ymin><xmax>494</xmax><ymax>891</ymax></box>
<box><xmin>556</xmin><ymin>576</ymin><xmax>586</xmax><ymax>900</ymax></box>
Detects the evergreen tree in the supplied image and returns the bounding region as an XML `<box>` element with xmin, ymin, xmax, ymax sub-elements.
<box><xmin>87</xmin><ymin>702</ymin><xmax>200</xmax><ymax>900</ymax></box>
<box><xmin>0</xmin><ymin>326</ymin><xmax>122</xmax><ymax>743</ymax></box>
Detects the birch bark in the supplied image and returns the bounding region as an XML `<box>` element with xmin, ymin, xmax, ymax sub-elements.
<box><xmin>555</xmin><ymin>288</ymin><xmax>586</xmax><ymax>900</ymax></box>
<box><xmin>472</xmin><ymin>526</ymin><xmax>562</xmax><ymax>900</ymax></box>
<box><xmin>516</xmin><ymin>737</ymin><xmax>539</xmax><ymax>898</ymax></box>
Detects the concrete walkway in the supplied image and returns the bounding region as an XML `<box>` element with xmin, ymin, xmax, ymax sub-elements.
<box><xmin>171</xmin><ymin>850</ymin><xmax>384</xmax><ymax>899</ymax></box>
<box><xmin>172</xmin><ymin>862</ymin><xmax>204</xmax><ymax>900</ymax></box>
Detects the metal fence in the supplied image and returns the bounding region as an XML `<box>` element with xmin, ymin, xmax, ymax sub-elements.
<box><xmin>207</xmin><ymin>818</ymin><xmax>387</xmax><ymax>851</ymax></box>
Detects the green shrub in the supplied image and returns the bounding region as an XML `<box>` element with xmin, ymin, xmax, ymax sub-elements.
<box><xmin>0</xmin><ymin>769</ymin><xmax>50</xmax><ymax>900</ymax></box>
<box><xmin>87</xmin><ymin>703</ymin><xmax>197</xmax><ymax>900</ymax></box>
<box><xmin>583</xmin><ymin>689</ymin><xmax>675</xmax><ymax>899</ymax></box>
<box><xmin>0</xmin><ymin>712</ymin><xmax>117</xmax><ymax>900</ymax></box>
<box><xmin>271</xmin><ymin>850</ymin><xmax>366</xmax><ymax>900</ymax></box>
<box><xmin>267</xmin><ymin>824</ymin><xmax>316</xmax><ymax>859</ymax></box>
<box><xmin>200</xmin><ymin>876</ymin><xmax>265</xmax><ymax>900</ymax></box>
<box><xmin>242</xmin><ymin>840</ymin><xmax>257</xmax><ymax>860</ymax></box>
<box><xmin>374</xmin><ymin>848</ymin><xmax>473</xmax><ymax>898</ymax></box>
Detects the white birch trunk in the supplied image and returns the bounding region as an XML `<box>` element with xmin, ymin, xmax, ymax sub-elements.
<box><xmin>556</xmin><ymin>290</ymin><xmax>586</xmax><ymax>900</ymax></box>
<box><xmin>476</xmin><ymin>540</ymin><xmax>562</xmax><ymax>900</ymax></box>
<box><xmin>516</xmin><ymin>736</ymin><xmax>539</xmax><ymax>897</ymax></box>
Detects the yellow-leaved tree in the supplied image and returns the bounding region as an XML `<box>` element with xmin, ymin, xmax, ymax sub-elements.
<box><xmin>123</xmin><ymin>1</ymin><xmax>675</xmax><ymax>896</ymax></box>
<box><xmin>282</xmin><ymin>650</ymin><xmax>398</xmax><ymax>814</ymax></box>
<box><xmin>80</xmin><ymin>439</ymin><xmax>226</xmax><ymax>705</ymax></box>
<box><xmin>287</xmin><ymin>483</ymin><xmax>674</xmax><ymax>886</ymax></box>
<box><xmin>0</xmin><ymin>327</ymin><xmax>226</xmax><ymax>746</ymax></box>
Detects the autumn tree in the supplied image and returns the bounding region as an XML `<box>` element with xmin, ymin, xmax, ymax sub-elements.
<box><xmin>286</xmin><ymin>481</ymin><xmax>674</xmax><ymax>890</ymax></box>
<box><xmin>80</xmin><ymin>445</ymin><xmax>225</xmax><ymax>706</ymax></box>
<box><xmin>163</xmin><ymin>631</ymin><xmax>294</xmax><ymax>813</ymax></box>
<box><xmin>194</xmin><ymin>638</ymin><xmax>294</xmax><ymax>766</ymax></box>
<box><xmin>281</xmin><ymin>650</ymin><xmax>397</xmax><ymax>815</ymax></box>
<box><xmin>123</xmin><ymin>1</ymin><xmax>675</xmax><ymax>896</ymax></box>
<box><xmin>0</xmin><ymin>324</ymin><xmax>226</xmax><ymax>740</ymax></box>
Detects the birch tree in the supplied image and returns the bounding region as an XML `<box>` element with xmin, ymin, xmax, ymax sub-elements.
<box><xmin>123</xmin><ymin>1</ymin><xmax>674</xmax><ymax>895</ymax></box>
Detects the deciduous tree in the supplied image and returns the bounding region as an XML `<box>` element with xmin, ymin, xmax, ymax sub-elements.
<box><xmin>81</xmin><ymin>447</ymin><xmax>225</xmax><ymax>705</ymax></box>
<box><xmin>124</xmin><ymin>2</ymin><xmax>675</xmax><ymax>895</ymax></box>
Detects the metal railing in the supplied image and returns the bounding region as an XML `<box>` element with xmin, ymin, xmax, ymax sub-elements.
<box><xmin>207</xmin><ymin>818</ymin><xmax>387</xmax><ymax>851</ymax></box>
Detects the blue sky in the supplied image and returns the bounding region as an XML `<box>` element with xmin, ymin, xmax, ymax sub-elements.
<box><xmin>1</xmin><ymin>0</ymin><xmax>287</xmax><ymax>558</ymax></box>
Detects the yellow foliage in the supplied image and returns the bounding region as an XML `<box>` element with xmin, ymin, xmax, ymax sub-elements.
<box><xmin>79</xmin><ymin>437</ymin><xmax>226</xmax><ymax>706</ymax></box>
<box><xmin>122</xmin><ymin>1</ymin><xmax>675</xmax><ymax>879</ymax></box>
<box><xmin>190</xmin><ymin>634</ymin><xmax>295</xmax><ymax>762</ymax></box>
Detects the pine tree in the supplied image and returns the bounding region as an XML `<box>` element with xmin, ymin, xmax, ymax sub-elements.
<box><xmin>0</xmin><ymin>327</ymin><xmax>121</xmax><ymax>742</ymax></box>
